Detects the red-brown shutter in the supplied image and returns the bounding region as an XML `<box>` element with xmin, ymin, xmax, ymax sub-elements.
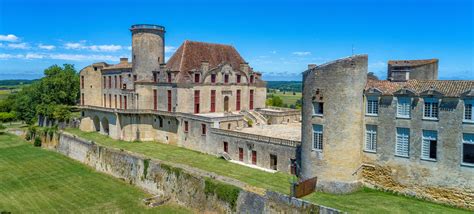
<box><xmin>252</xmin><ymin>151</ymin><xmax>257</xmax><ymax>165</ymax></box>
<box><xmin>236</xmin><ymin>74</ymin><xmax>241</xmax><ymax>83</ymax></box>
<box><xmin>239</xmin><ymin>148</ymin><xmax>243</xmax><ymax>161</ymax></box>
<box><xmin>224</xmin><ymin>142</ymin><xmax>228</xmax><ymax>153</ymax></box>
<box><xmin>236</xmin><ymin>90</ymin><xmax>241</xmax><ymax>111</ymax></box>
<box><xmin>124</xmin><ymin>96</ymin><xmax>127</xmax><ymax>110</ymax></box>
<box><xmin>153</xmin><ymin>89</ymin><xmax>157</xmax><ymax>110</ymax></box>
<box><xmin>249</xmin><ymin>90</ymin><xmax>254</xmax><ymax>110</ymax></box>
<box><xmin>81</xmin><ymin>76</ymin><xmax>84</xmax><ymax>89</ymax></box>
<box><xmin>114</xmin><ymin>95</ymin><xmax>117</xmax><ymax>108</ymax></box>
<box><xmin>194</xmin><ymin>90</ymin><xmax>200</xmax><ymax>114</ymax></box>
<box><xmin>210</xmin><ymin>90</ymin><xmax>216</xmax><ymax>112</ymax></box>
<box><xmin>167</xmin><ymin>90</ymin><xmax>172</xmax><ymax>112</ymax></box>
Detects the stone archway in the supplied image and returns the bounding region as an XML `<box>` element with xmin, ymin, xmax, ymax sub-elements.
<box><xmin>101</xmin><ymin>117</ymin><xmax>109</xmax><ymax>135</ymax></box>
<box><xmin>93</xmin><ymin>116</ymin><xmax>100</xmax><ymax>132</ymax></box>
<box><xmin>224</xmin><ymin>96</ymin><xmax>229</xmax><ymax>112</ymax></box>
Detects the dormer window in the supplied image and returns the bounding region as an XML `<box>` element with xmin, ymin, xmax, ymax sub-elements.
<box><xmin>423</xmin><ymin>98</ymin><xmax>439</xmax><ymax>120</ymax></box>
<box><xmin>153</xmin><ymin>73</ymin><xmax>158</xmax><ymax>82</ymax></box>
<box><xmin>224</xmin><ymin>74</ymin><xmax>229</xmax><ymax>84</ymax></box>
<box><xmin>250</xmin><ymin>75</ymin><xmax>254</xmax><ymax>83</ymax></box>
<box><xmin>167</xmin><ymin>73</ymin><xmax>172</xmax><ymax>83</ymax></box>
<box><xmin>397</xmin><ymin>97</ymin><xmax>411</xmax><ymax>118</ymax></box>
<box><xmin>211</xmin><ymin>74</ymin><xmax>216</xmax><ymax>83</ymax></box>
<box><xmin>366</xmin><ymin>96</ymin><xmax>379</xmax><ymax>116</ymax></box>
<box><xmin>194</xmin><ymin>73</ymin><xmax>200</xmax><ymax>83</ymax></box>
<box><xmin>236</xmin><ymin>74</ymin><xmax>241</xmax><ymax>83</ymax></box>
<box><xmin>464</xmin><ymin>99</ymin><xmax>473</xmax><ymax>123</ymax></box>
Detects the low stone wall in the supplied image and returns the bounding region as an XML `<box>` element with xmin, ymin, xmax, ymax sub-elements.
<box><xmin>55</xmin><ymin>132</ymin><xmax>340</xmax><ymax>213</ymax></box>
<box><xmin>362</xmin><ymin>164</ymin><xmax>474</xmax><ymax>210</ymax></box>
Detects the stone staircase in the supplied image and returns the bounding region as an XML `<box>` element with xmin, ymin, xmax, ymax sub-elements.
<box><xmin>241</xmin><ymin>110</ymin><xmax>268</xmax><ymax>126</ymax></box>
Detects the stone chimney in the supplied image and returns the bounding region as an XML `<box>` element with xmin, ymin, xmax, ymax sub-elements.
<box><xmin>120</xmin><ymin>58</ymin><xmax>128</xmax><ymax>64</ymax></box>
<box><xmin>201</xmin><ymin>61</ymin><xmax>209</xmax><ymax>72</ymax></box>
<box><xmin>308</xmin><ymin>64</ymin><xmax>317</xmax><ymax>70</ymax></box>
<box><xmin>240</xmin><ymin>62</ymin><xmax>249</xmax><ymax>73</ymax></box>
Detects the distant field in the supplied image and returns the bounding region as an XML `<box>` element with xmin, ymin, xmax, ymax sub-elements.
<box><xmin>0</xmin><ymin>133</ymin><xmax>190</xmax><ymax>213</ymax></box>
<box><xmin>268</xmin><ymin>91</ymin><xmax>302</xmax><ymax>106</ymax></box>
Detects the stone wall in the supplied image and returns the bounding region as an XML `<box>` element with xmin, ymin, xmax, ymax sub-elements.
<box><xmin>55</xmin><ymin>132</ymin><xmax>340</xmax><ymax>214</ymax></box>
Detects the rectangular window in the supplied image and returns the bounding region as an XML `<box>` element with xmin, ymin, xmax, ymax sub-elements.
<box><xmin>423</xmin><ymin>98</ymin><xmax>439</xmax><ymax>119</ymax></box>
<box><xmin>223</xmin><ymin>141</ymin><xmax>228</xmax><ymax>153</ymax></box>
<box><xmin>103</xmin><ymin>77</ymin><xmax>106</xmax><ymax>89</ymax></box>
<box><xmin>119</xmin><ymin>76</ymin><xmax>122</xmax><ymax>89</ymax></box>
<box><xmin>236</xmin><ymin>74</ymin><xmax>241</xmax><ymax>83</ymax></box>
<box><xmin>81</xmin><ymin>93</ymin><xmax>84</xmax><ymax>105</ymax></box>
<box><xmin>239</xmin><ymin>147</ymin><xmax>243</xmax><ymax>161</ymax></box>
<box><xmin>210</xmin><ymin>90</ymin><xmax>216</xmax><ymax>112</ymax></box>
<box><xmin>184</xmin><ymin>121</ymin><xmax>189</xmax><ymax>133</ymax></box>
<box><xmin>211</xmin><ymin>74</ymin><xmax>216</xmax><ymax>83</ymax></box>
<box><xmin>366</xmin><ymin>96</ymin><xmax>379</xmax><ymax>116</ymax></box>
<box><xmin>365</xmin><ymin>125</ymin><xmax>377</xmax><ymax>152</ymax></box>
<box><xmin>464</xmin><ymin>100</ymin><xmax>473</xmax><ymax>122</ymax></box>
<box><xmin>250</xmin><ymin>75</ymin><xmax>254</xmax><ymax>83</ymax></box>
<box><xmin>167</xmin><ymin>73</ymin><xmax>172</xmax><ymax>83</ymax></box>
<box><xmin>103</xmin><ymin>94</ymin><xmax>106</xmax><ymax>107</ymax></box>
<box><xmin>312</xmin><ymin>124</ymin><xmax>323</xmax><ymax>150</ymax></box>
<box><xmin>313</xmin><ymin>102</ymin><xmax>323</xmax><ymax>116</ymax></box>
<box><xmin>397</xmin><ymin>97</ymin><xmax>411</xmax><ymax>118</ymax></box>
<box><xmin>153</xmin><ymin>73</ymin><xmax>157</xmax><ymax>83</ymax></box>
<box><xmin>114</xmin><ymin>95</ymin><xmax>117</xmax><ymax>108</ymax></box>
<box><xmin>201</xmin><ymin>123</ymin><xmax>206</xmax><ymax>135</ymax></box>
<box><xmin>109</xmin><ymin>94</ymin><xmax>112</xmax><ymax>108</ymax></box>
<box><xmin>422</xmin><ymin>130</ymin><xmax>437</xmax><ymax>161</ymax></box>
<box><xmin>108</xmin><ymin>76</ymin><xmax>111</xmax><ymax>88</ymax></box>
<box><xmin>167</xmin><ymin>90</ymin><xmax>172</xmax><ymax>112</ymax></box>
<box><xmin>81</xmin><ymin>76</ymin><xmax>84</xmax><ymax>89</ymax></box>
<box><xmin>251</xmin><ymin>150</ymin><xmax>257</xmax><ymax>165</ymax></box>
<box><xmin>236</xmin><ymin>90</ymin><xmax>241</xmax><ymax>111</ymax></box>
<box><xmin>114</xmin><ymin>76</ymin><xmax>117</xmax><ymax>88</ymax></box>
<box><xmin>194</xmin><ymin>73</ymin><xmax>200</xmax><ymax>83</ymax></box>
<box><xmin>153</xmin><ymin>89</ymin><xmax>157</xmax><ymax>110</ymax></box>
<box><xmin>270</xmin><ymin>154</ymin><xmax>277</xmax><ymax>170</ymax></box>
<box><xmin>119</xmin><ymin>95</ymin><xmax>122</xmax><ymax>109</ymax></box>
<box><xmin>224</xmin><ymin>74</ymin><xmax>229</xmax><ymax>83</ymax></box>
<box><xmin>395</xmin><ymin>128</ymin><xmax>410</xmax><ymax>157</ymax></box>
<box><xmin>124</xmin><ymin>96</ymin><xmax>127</xmax><ymax>110</ymax></box>
<box><xmin>249</xmin><ymin>90</ymin><xmax>254</xmax><ymax>110</ymax></box>
<box><xmin>194</xmin><ymin>90</ymin><xmax>200</xmax><ymax>114</ymax></box>
<box><xmin>133</xmin><ymin>75</ymin><xmax>137</xmax><ymax>81</ymax></box>
<box><xmin>462</xmin><ymin>133</ymin><xmax>474</xmax><ymax>165</ymax></box>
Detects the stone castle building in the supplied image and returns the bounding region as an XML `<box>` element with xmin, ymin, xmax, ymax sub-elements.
<box><xmin>301</xmin><ymin>55</ymin><xmax>474</xmax><ymax>208</ymax></box>
<box><xmin>79</xmin><ymin>24</ymin><xmax>301</xmax><ymax>173</ymax></box>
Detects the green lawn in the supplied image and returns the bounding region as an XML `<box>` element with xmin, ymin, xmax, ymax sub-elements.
<box><xmin>65</xmin><ymin>128</ymin><xmax>470</xmax><ymax>213</ymax></box>
<box><xmin>268</xmin><ymin>91</ymin><xmax>302</xmax><ymax>106</ymax></box>
<box><xmin>0</xmin><ymin>132</ymin><xmax>190</xmax><ymax>213</ymax></box>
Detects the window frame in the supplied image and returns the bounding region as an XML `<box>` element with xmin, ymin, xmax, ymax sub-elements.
<box><xmin>396</xmin><ymin>97</ymin><xmax>411</xmax><ymax>119</ymax></box>
<box><xmin>312</xmin><ymin>101</ymin><xmax>323</xmax><ymax>117</ymax></box>
<box><xmin>312</xmin><ymin>124</ymin><xmax>323</xmax><ymax>151</ymax></box>
<box><xmin>462</xmin><ymin>133</ymin><xmax>474</xmax><ymax>167</ymax></box>
<box><xmin>463</xmin><ymin>99</ymin><xmax>474</xmax><ymax>123</ymax></box>
<box><xmin>395</xmin><ymin>127</ymin><xmax>410</xmax><ymax>158</ymax></box>
<box><xmin>364</xmin><ymin>125</ymin><xmax>377</xmax><ymax>153</ymax></box>
<box><xmin>421</xmin><ymin>130</ymin><xmax>437</xmax><ymax>161</ymax></box>
<box><xmin>366</xmin><ymin>96</ymin><xmax>379</xmax><ymax>116</ymax></box>
<box><xmin>423</xmin><ymin>97</ymin><xmax>439</xmax><ymax>120</ymax></box>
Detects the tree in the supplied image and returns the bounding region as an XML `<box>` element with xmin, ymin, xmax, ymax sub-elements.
<box><xmin>0</xmin><ymin>112</ymin><xmax>16</xmax><ymax>124</ymax></box>
<box><xmin>367</xmin><ymin>72</ymin><xmax>379</xmax><ymax>80</ymax></box>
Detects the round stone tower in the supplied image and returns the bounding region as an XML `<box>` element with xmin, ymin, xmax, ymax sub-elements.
<box><xmin>130</xmin><ymin>24</ymin><xmax>165</xmax><ymax>81</ymax></box>
<box><xmin>300</xmin><ymin>55</ymin><xmax>368</xmax><ymax>193</ymax></box>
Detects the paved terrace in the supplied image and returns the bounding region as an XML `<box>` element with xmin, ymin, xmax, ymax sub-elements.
<box><xmin>236</xmin><ymin>123</ymin><xmax>301</xmax><ymax>141</ymax></box>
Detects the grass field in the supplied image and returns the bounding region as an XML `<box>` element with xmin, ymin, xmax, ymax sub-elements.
<box><xmin>65</xmin><ymin>128</ymin><xmax>469</xmax><ymax>213</ymax></box>
<box><xmin>0</xmin><ymin>133</ymin><xmax>190</xmax><ymax>213</ymax></box>
<box><xmin>268</xmin><ymin>91</ymin><xmax>302</xmax><ymax>106</ymax></box>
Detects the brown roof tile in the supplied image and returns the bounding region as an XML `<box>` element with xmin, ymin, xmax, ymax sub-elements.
<box><xmin>388</xmin><ymin>59</ymin><xmax>438</xmax><ymax>67</ymax></box>
<box><xmin>366</xmin><ymin>79</ymin><xmax>474</xmax><ymax>97</ymax></box>
<box><xmin>102</xmin><ymin>62</ymin><xmax>132</xmax><ymax>71</ymax></box>
<box><xmin>165</xmin><ymin>40</ymin><xmax>246</xmax><ymax>72</ymax></box>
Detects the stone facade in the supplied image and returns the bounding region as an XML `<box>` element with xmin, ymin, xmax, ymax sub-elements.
<box><xmin>79</xmin><ymin>24</ymin><xmax>301</xmax><ymax>174</ymax></box>
<box><xmin>387</xmin><ymin>59</ymin><xmax>438</xmax><ymax>81</ymax></box>
<box><xmin>301</xmin><ymin>55</ymin><xmax>474</xmax><ymax>209</ymax></box>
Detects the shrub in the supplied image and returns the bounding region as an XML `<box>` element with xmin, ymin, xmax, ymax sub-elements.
<box><xmin>34</xmin><ymin>136</ymin><xmax>42</xmax><ymax>147</ymax></box>
<box><xmin>204</xmin><ymin>178</ymin><xmax>240</xmax><ymax>211</ymax></box>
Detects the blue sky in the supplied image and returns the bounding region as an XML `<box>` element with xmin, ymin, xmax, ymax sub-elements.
<box><xmin>0</xmin><ymin>0</ymin><xmax>472</xmax><ymax>81</ymax></box>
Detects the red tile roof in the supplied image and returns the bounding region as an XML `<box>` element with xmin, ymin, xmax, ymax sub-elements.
<box><xmin>366</xmin><ymin>79</ymin><xmax>474</xmax><ymax>97</ymax></box>
<box><xmin>166</xmin><ymin>40</ymin><xmax>246</xmax><ymax>72</ymax></box>
<box><xmin>388</xmin><ymin>59</ymin><xmax>438</xmax><ymax>67</ymax></box>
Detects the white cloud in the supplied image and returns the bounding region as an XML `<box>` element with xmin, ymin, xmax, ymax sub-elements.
<box><xmin>64</xmin><ymin>42</ymin><xmax>86</xmax><ymax>50</ymax></box>
<box><xmin>165</xmin><ymin>46</ymin><xmax>176</xmax><ymax>53</ymax></box>
<box><xmin>25</xmin><ymin>53</ymin><xmax>44</xmax><ymax>59</ymax></box>
<box><xmin>49</xmin><ymin>53</ymin><xmax>119</xmax><ymax>61</ymax></box>
<box><xmin>7</xmin><ymin>43</ymin><xmax>29</xmax><ymax>49</ymax></box>
<box><xmin>127</xmin><ymin>46</ymin><xmax>132</xmax><ymax>51</ymax></box>
<box><xmin>0</xmin><ymin>34</ymin><xmax>19</xmax><ymax>42</ymax></box>
<box><xmin>270</xmin><ymin>50</ymin><xmax>277</xmax><ymax>54</ymax></box>
<box><xmin>89</xmin><ymin>45</ymin><xmax>122</xmax><ymax>52</ymax></box>
<box><xmin>0</xmin><ymin>53</ymin><xmax>24</xmax><ymax>59</ymax></box>
<box><xmin>38</xmin><ymin>44</ymin><xmax>55</xmax><ymax>50</ymax></box>
<box><xmin>292</xmin><ymin>51</ymin><xmax>311</xmax><ymax>56</ymax></box>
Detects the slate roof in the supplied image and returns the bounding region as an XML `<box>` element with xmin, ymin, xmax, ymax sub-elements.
<box><xmin>366</xmin><ymin>79</ymin><xmax>474</xmax><ymax>97</ymax></box>
<box><xmin>165</xmin><ymin>40</ymin><xmax>246</xmax><ymax>72</ymax></box>
<box><xmin>388</xmin><ymin>59</ymin><xmax>438</xmax><ymax>67</ymax></box>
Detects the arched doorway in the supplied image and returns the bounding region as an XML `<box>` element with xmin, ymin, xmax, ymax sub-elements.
<box><xmin>101</xmin><ymin>117</ymin><xmax>109</xmax><ymax>135</ymax></box>
<box><xmin>224</xmin><ymin>96</ymin><xmax>229</xmax><ymax>112</ymax></box>
<box><xmin>93</xmin><ymin>116</ymin><xmax>100</xmax><ymax>132</ymax></box>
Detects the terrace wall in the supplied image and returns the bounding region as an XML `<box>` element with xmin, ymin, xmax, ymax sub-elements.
<box><xmin>55</xmin><ymin>132</ymin><xmax>339</xmax><ymax>214</ymax></box>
